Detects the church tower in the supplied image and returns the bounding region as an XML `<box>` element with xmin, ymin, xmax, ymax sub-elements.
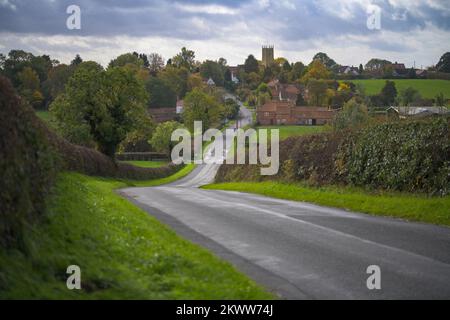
<box><xmin>262</xmin><ymin>45</ymin><xmax>274</xmax><ymax>67</ymax></box>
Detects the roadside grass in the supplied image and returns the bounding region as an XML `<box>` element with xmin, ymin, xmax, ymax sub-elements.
<box><xmin>349</xmin><ymin>79</ymin><xmax>450</xmax><ymax>99</ymax></box>
<box><xmin>0</xmin><ymin>168</ymin><xmax>273</xmax><ymax>299</ymax></box>
<box><xmin>256</xmin><ymin>125</ymin><xmax>327</xmax><ymax>140</ymax></box>
<box><xmin>35</xmin><ymin>110</ymin><xmax>57</xmax><ymax>129</ymax></box>
<box><xmin>203</xmin><ymin>182</ymin><xmax>450</xmax><ymax>226</ymax></box>
<box><xmin>122</xmin><ymin>160</ymin><xmax>167</xmax><ymax>168</ymax></box>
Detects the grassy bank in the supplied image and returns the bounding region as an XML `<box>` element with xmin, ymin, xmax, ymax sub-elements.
<box><xmin>203</xmin><ymin>182</ymin><xmax>450</xmax><ymax>226</ymax></box>
<box><xmin>0</xmin><ymin>167</ymin><xmax>272</xmax><ymax>299</ymax></box>
<box><xmin>350</xmin><ymin>79</ymin><xmax>450</xmax><ymax>99</ymax></box>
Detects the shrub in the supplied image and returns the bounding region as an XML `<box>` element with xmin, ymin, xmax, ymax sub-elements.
<box><xmin>0</xmin><ymin>76</ymin><xmax>58</xmax><ymax>247</ymax></box>
<box><xmin>336</xmin><ymin>118</ymin><xmax>450</xmax><ymax>195</ymax></box>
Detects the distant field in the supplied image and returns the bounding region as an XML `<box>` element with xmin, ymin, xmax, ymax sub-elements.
<box><xmin>122</xmin><ymin>160</ymin><xmax>167</xmax><ymax>168</ymax></box>
<box><xmin>349</xmin><ymin>79</ymin><xmax>450</xmax><ymax>99</ymax></box>
<box><xmin>257</xmin><ymin>125</ymin><xmax>327</xmax><ymax>140</ymax></box>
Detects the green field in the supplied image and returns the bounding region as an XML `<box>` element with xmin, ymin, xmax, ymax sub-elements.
<box><xmin>350</xmin><ymin>79</ymin><xmax>450</xmax><ymax>99</ymax></box>
<box><xmin>122</xmin><ymin>160</ymin><xmax>168</xmax><ymax>168</ymax></box>
<box><xmin>203</xmin><ymin>182</ymin><xmax>450</xmax><ymax>226</ymax></box>
<box><xmin>257</xmin><ymin>125</ymin><xmax>327</xmax><ymax>140</ymax></box>
<box><xmin>0</xmin><ymin>167</ymin><xmax>273</xmax><ymax>299</ymax></box>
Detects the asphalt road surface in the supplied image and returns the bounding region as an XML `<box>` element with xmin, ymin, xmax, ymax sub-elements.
<box><xmin>120</xmin><ymin>103</ymin><xmax>450</xmax><ymax>300</ymax></box>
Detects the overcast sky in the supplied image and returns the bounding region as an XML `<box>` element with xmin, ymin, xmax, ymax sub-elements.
<box><xmin>0</xmin><ymin>0</ymin><xmax>449</xmax><ymax>68</ymax></box>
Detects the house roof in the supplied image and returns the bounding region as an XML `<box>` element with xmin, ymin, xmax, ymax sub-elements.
<box><xmin>387</xmin><ymin>106</ymin><xmax>449</xmax><ymax>116</ymax></box>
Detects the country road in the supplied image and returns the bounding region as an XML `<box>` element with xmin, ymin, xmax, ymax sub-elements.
<box><xmin>120</xmin><ymin>102</ymin><xmax>450</xmax><ymax>299</ymax></box>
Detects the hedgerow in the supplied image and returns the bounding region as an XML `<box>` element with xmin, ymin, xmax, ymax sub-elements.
<box><xmin>336</xmin><ymin>118</ymin><xmax>450</xmax><ymax>195</ymax></box>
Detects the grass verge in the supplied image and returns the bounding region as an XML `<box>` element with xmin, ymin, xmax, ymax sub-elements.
<box><xmin>0</xmin><ymin>169</ymin><xmax>272</xmax><ymax>299</ymax></box>
<box><xmin>122</xmin><ymin>160</ymin><xmax>167</xmax><ymax>168</ymax></box>
<box><xmin>203</xmin><ymin>182</ymin><xmax>450</xmax><ymax>226</ymax></box>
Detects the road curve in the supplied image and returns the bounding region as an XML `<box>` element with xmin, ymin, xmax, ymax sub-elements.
<box><xmin>120</xmin><ymin>103</ymin><xmax>450</xmax><ymax>300</ymax></box>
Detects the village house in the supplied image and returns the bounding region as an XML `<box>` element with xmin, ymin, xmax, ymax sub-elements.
<box><xmin>337</xmin><ymin>65</ymin><xmax>360</xmax><ymax>75</ymax></box>
<box><xmin>258</xmin><ymin>79</ymin><xmax>336</xmax><ymax>125</ymax></box>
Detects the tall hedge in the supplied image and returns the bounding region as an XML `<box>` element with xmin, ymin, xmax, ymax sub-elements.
<box><xmin>335</xmin><ymin>118</ymin><xmax>450</xmax><ymax>195</ymax></box>
<box><xmin>0</xmin><ymin>76</ymin><xmax>58</xmax><ymax>247</ymax></box>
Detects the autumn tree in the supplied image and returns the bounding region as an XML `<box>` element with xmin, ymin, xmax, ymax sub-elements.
<box><xmin>301</xmin><ymin>60</ymin><xmax>331</xmax><ymax>82</ymax></box>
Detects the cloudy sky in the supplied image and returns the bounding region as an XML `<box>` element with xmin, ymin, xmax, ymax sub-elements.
<box><xmin>0</xmin><ymin>0</ymin><xmax>449</xmax><ymax>68</ymax></box>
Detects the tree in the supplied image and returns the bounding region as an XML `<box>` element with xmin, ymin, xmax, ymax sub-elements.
<box><xmin>306</xmin><ymin>79</ymin><xmax>328</xmax><ymax>106</ymax></box>
<box><xmin>313</xmin><ymin>52</ymin><xmax>337</xmax><ymax>69</ymax></box>
<box><xmin>244</xmin><ymin>54</ymin><xmax>259</xmax><ymax>74</ymax></box>
<box><xmin>398</xmin><ymin>87</ymin><xmax>421</xmax><ymax>106</ymax></box>
<box><xmin>148</xmin><ymin>52</ymin><xmax>165</xmax><ymax>75</ymax></box>
<box><xmin>282</xmin><ymin>60</ymin><xmax>292</xmax><ymax>72</ymax></box>
<box><xmin>42</xmin><ymin>64</ymin><xmax>74</xmax><ymax>103</ymax></box>
<box><xmin>108</xmin><ymin>53</ymin><xmax>144</xmax><ymax>69</ymax></box>
<box><xmin>333</xmin><ymin>98</ymin><xmax>369</xmax><ymax>131</ymax></box>
<box><xmin>359</xmin><ymin>64</ymin><xmax>364</xmax><ymax>74</ymax></box>
<box><xmin>150</xmin><ymin>121</ymin><xmax>183</xmax><ymax>155</ymax></box>
<box><xmin>200</xmin><ymin>60</ymin><xmax>225</xmax><ymax>86</ymax></box>
<box><xmin>146</xmin><ymin>76</ymin><xmax>177</xmax><ymax>108</ymax></box>
<box><xmin>159</xmin><ymin>65</ymin><xmax>189</xmax><ymax>98</ymax></box>
<box><xmin>223</xmin><ymin>98</ymin><xmax>240</xmax><ymax>120</ymax></box>
<box><xmin>301</xmin><ymin>60</ymin><xmax>331</xmax><ymax>82</ymax></box>
<box><xmin>17</xmin><ymin>66</ymin><xmax>42</xmax><ymax>108</ymax></box>
<box><xmin>71</xmin><ymin>54</ymin><xmax>83</xmax><ymax>66</ymax></box>
<box><xmin>380</xmin><ymin>80</ymin><xmax>397</xmax><ymax>106</ymax></box>
<box><xmin>50</xmin><ymin>62</ymin><xmax>149</xmax><ymax>156</ymax></box>
<box><xmin>182</xmin><ymin>88</ymin><xmax>223</xmax><ymax>133</ymax></box>
<box><xmin>436</xmin><ymin>52</ymin><xmax>450</xmax><ymax>73</ymax></box>
<box><xmin>172</xmin><ymin>47</ymin><xmax>196</xmax><ymax>71</ymax></box>
<box><xmin>364</xmin><ymin>58</ymin><xmax>391</xmax><ymax>73</ymax></box>
<box><xmin>290</xmin><ymin>61</ymin><xmax>305</xmax><ymax>81</ymax></box>
<box><xmin>187</xmin><ymin>73</ymin><xmax>205</xmax><ymax>91</ymax></box>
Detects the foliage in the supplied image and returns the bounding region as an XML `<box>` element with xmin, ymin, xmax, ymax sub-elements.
<box><xmin>336</xmin><ymin>118</ymin><xmax>450</xmax><ymax>195</ymax></box>
<box><xmin>182</xmin><ymin>88</ymin><xmax>224</xmax><ymax>132</ymax></box>
<box><xmin>380</xmin><ymin>80</ymin><xmax>397</xmax><ymax>106</ymax></box>
<box><xmin>108</xmin><ymin>53</ymin><xmax>144</xmax><ymax>69</ymax></box>
<box><xmin>398</xmin><ymin>87</ymin><xmax>421</xmax><ymax>106</ymax></box>
<box><xmin>172</xmin><ymin>47</ymin><xmax>196</xmax><ymax>72</ymax></box>
<box><xmin>333</xmin><ymin>98</ymin><xmax>369</xmax><ymax>131</ymax></box>
<box><xmin>148</xmin><ymin>52</ymin><xmax>165</xmax><ymax>75</ymax></box>
<box><xmin>436</xmin><ymin>52</ymin><xmax>450</xmax><ymax>73</ymax></box>
<box><xmin>200</xmin><ymin>60</ymin><xmax>225</xmax><ymax>86</ymax></box>
<box><xmin>244</xmin><ymin>54</ymin><xmax>259</xmax><ymax>74</ymax></box>
<box><xmin>0</xmin><ymin>76</ymin><xmax>58</xmax><ymax>247</ymax></box>
<box><xmin>50</xmin><ymin>62</ymin><xmax>150</xmax><ymax>156</ymax></box>
<box><xmin>159</xmin><ymin>65</ymin><xmax>189</xmax><ymax>98</ymax></box>
<box><xmin>150</xmin><ymin>121</ymin><xmax>183</xmax><ymax>155</ymax></box>
<box><xmin>313</xmin><ymin>52</ymin><xmax>337</xmax><ymax>69</ymax></box>
<box><xmin>306</xmin><ymin>79</ymin><xmax>328</xmax><ymax>106</ymax></box>
<box><xmin>146</xmin><ymin>76</ymin><xmax>177</xmax><ymax>108</ymax></box>
<box><xmin>301</xmin><ymin>60</ymin><xmax>331</xmax><ymax>82</ymax></box>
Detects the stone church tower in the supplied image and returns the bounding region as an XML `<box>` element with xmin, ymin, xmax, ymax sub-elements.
<box><xmin>262</xmin><ymin>45</ymin><xmax>274</xmax><ymax>67</ymax></box>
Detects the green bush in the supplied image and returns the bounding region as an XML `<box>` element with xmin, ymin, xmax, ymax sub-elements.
<box><xmin>336</xmin><ymin>118</ymin><xmax>450</xmax><ymax>195</ymax></box>
<box><xmin>0</xmin><ymin>76</ymin><xmax>58</xmax><ymax>247</ymax></box>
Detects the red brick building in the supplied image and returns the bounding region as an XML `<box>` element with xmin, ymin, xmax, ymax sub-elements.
<box><xmin>258</xmin><ymin>79</ymin><xmax>336</xmax><ymax>125</ymax></box>
<box><xmin>257</xmin><ymin>101</ymin><xmax>336</xmax><ymax>125</ymax></box>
